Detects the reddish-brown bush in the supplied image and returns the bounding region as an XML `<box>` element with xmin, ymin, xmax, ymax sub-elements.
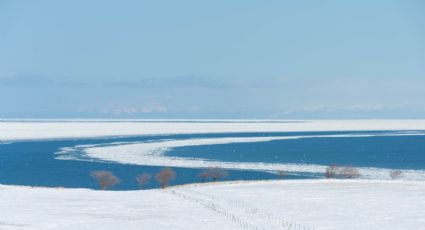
<box><xmin>136</xmin><ymin>173</ymin><xmax>151</xmax><ymax>188</ymax></box>
<box><xmin>390</xmin><ymin>170</ymin><xmax>403</xmax><ymax>179</ymax></box>
<box><xmin>339</xmin><ymin>166</ymin><xmax>361</xmax><ymax>179</ymax></box>
<box><xmin>199</xmin><ymin>170</ymin><xmax>210</xmax><ymax>182</ymax></box>
<box><xmin>90</xmin><ymin>171</ymin><xmax>121</xmax><ymax>190</ymax></box>
<box><xmin>277</xmin><ymin>170</ymin><xmax>287</xmax><ymax>179</ymax></box>
<box><xmin>210</xmin><ymin>167</ymin><xmax>228</xmax><ymax>181</ymax></box>
<box><xmin>325</xmin><ymin>165</ymin><xmax>361</xmax><ymax>179</ymax></box>
<box><xmin>325</xmin><ymin>165</ymin><xmax>339</xmax><ymax>178</ymax></box>
<box><xmin>198</xmin><ymin>167</ymin><xmax>228</xmax><ymax>182</ymax></box>
<box><xmin>155</xmin><ymin>167</ymin><xmax>176</xmax><ymax>188</ymax></box>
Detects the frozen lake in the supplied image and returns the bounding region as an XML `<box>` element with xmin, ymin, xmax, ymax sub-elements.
<box><xmin>2</xmin><ymin>126</ymin><xmax>425</xmax><ymax>189</ymax></box>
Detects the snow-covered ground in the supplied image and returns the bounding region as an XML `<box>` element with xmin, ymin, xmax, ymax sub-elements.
<box><xmin>1</xmin><ymin>180</ymin><xmax>425</xmax><ymax>230</ymax></box>
<box><xmin>2</xmin><ymin>120</ymin><xmax>425</xmax><ymax>141</ymax></box>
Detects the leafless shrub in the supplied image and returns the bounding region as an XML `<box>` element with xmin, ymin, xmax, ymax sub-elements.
<box><xmin>277</xmin><ymin>170</ymin><xmax>287</xmax><ymax>179</ymax></box>
<box><xmin>199</xmin><ymin>170</ymin><xmax>210</xmax><ymax>183</ymax></box>
<box><xmin>325</xmin><ymin>165</ymin><xmax>361</xmax><ymax>179</ymax></box>
<box><xmin>390</xmin><ymin>170</ymin><xmax>403</xmax><ymax>179</ymax></box>
<box><xmin>90</xmin><ymin>171</ymin><xmax>121</xmax><ymax>190</ymax></box>
<box><xmin>338</xmin><ymin>166</ymin><xmax>361</xmax><ymax>179</ymax></box>
<box><xmin>198</xmin><ymin>167</ymin><xmax>228</xmax><ymax>182</ymax></box>
<box><xmin>136</xmin><ymin>173</ymin><xmax>151</xmax><ymax>188</ymax></box>
<box><xmin>209</xmin><ymin>167</ymin><xmax>228</xmax><ymax>181</ymax></box>
<box><xmin>155</xmin><ymin>167</ymin><xmax>176</xmax><ymax>188</ymax></box>
<box><xmin>325</xmin><ymin>165</ymin><xmax>339</xmax><ymax>178</ymax></box>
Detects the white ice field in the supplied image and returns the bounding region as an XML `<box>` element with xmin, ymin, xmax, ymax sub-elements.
<box><xmin>1</xmin><ymin>180</ymin><xmax>425</xmax><ymax>230</ymax></box>
<box><xmin>2</xmin><ymin>119</ymin><xmax>425</xmax><ymax>141</ymax></box>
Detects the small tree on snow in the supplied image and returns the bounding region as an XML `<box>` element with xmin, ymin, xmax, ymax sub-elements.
<box><xmin>325</xmin><ymin>165</ymin><xmax>361</xmax><ymax>179</ymax></box>
<box><xmin>208</xmin><ymin>167</ymin><xmax>228</xmax><ymax>181</ymax></box>
<box><xmin>390</xmin><ymin>170</ymin><xmax>403</xmax><ymax>179</ymax></box>
<box><xmin>199</xmin><ymin>170</ymin><xmax>210</xmax><ymax>183</ymax></box>
<box><xmin>277</xmin><ymin>170</ymin><xmax>287</xmax><ymax>179</ymax></box>
<box><xmin>155</xmin><ymin>167</ymin><xmax>176</xmax><ymax>188</ymax></box>
<box><xmin>90</xmin><ymin>171</ymin><xmax>121</xmax><ymax>190</ymax></box>
<box><xmin>136</xmin><ymin>173</ymin><xmax>151</xmax><ymax>188</ymax></box>
<box><xmin>339</xmin><ymin>166</ymin><xmax>361</xmax><ymax>179</ymax></box>
<box><xmin>198</xmin><ymin>167</ymin><xmax>228</xmax><ymax>182</ymax></box>
<box><xmin>325</xmin><ymin>165</ymin><xmax>339</xmax><ymax>178</ymax></box>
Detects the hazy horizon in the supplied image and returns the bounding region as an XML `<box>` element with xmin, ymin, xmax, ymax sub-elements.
<box><xmin>1</xmin><ymin>1</ymin><xmax>424</xmax><ymax>119</ymax></box>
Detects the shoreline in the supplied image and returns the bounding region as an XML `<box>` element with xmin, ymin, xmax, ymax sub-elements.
<box><xmin>3</xmin><ymin>120</ymin><xmax>425</xmax><ymax>142</ymax></box>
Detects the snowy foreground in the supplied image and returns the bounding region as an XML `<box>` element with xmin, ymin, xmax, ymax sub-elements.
<box><xmin>1</xmin><ymin>180</ymin><xmax>425</xmax><ymax>230</ymax></box>
<box><xmin>2</xmin><ymin>119</ymin><xmax>425</xmax><ymax>141</ymax></box>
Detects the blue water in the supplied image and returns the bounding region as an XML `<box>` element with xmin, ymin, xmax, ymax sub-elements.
<box><xmin>169</xmin><ymin>135</ymin><xmax>425</xmax><ymax>169</ymax></box>
<box><xmin>1</xmin><ymin>131</ymin><xmax>425</xmax><ymax>190</ymax></box>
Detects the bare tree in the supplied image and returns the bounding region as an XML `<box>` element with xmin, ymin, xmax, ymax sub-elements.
<box><xmin>198</xmin><ymin>167</ymin><xmax>228</xmax><ymax>182</ymax></box>
<box><xmin>90</xmin><ymin>171</ymin><xmax>121</xmax><ymax>190</ymax></box>
<box><xmin>339</xmin><ymin>166</ymin><xmax>361</xmax><ymax>179</ymax></box>
<box><xmin>208</xmin><ymin>167</ymin><xmax>228</xmax><ymax>181</ymax></box>
<box><xmin>199</xmin><ymin>170</ymin><xmax>210</xmax><ymax>183</ymax></box>
<box><xmin>390</xmin><ymin>170</ymin><xmax>403</xmax><ymax>179</ymax></box>
<box><xmin>136</xmin><ymin>173</ymin><xmax>151</xmax><ymax>188</ymax></box>
<box><xmin>325</xmin><ymin>165</ymin><xmax>339</xmax><ymax>178</ymax></box>
<box><xmin>155</xmin><ymin>167</ymin><xmax>176</xmax><ymax>188</ymax></box>
<box><xmin>325</xmin><ymin>165</ymin><xmax>361</xmax><ymax>179</ymax></box>
<box><xmin>277</xmin><ymin>170</ymin><xmax>287</xmax><ymax>179</ymax></box>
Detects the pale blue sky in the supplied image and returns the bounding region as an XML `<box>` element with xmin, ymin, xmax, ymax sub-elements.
<box><xmin>1</xmin><ymin>0</ymin><xmax>424</xmax><ymax>118</ymax></box>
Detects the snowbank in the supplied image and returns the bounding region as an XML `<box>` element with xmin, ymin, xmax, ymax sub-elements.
<box><xmin>1</xmin><ymin>180</ymin><xmax>424</xmax><ymax>230</ymax></box>
<box><xmin>2</xmin><ymin>120</ymin><xmax>425</xmax><ymax>141</ymax></box>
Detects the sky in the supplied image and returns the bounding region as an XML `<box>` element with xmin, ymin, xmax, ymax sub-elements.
<box><xmin>1</xmin><ymin>0</ymin><xmax>424</xmax><ymax>119</ymax></box>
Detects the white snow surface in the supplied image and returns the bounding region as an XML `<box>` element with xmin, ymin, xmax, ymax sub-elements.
<box><xmin>2</xmin><ymin>119</ymin><xmax>425</xmax><ymax>141</ymax></box>
<box><xmin>1</xmin><ymin>180</ymin><xmax>425</xmax><ymax>230</ymax></box>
